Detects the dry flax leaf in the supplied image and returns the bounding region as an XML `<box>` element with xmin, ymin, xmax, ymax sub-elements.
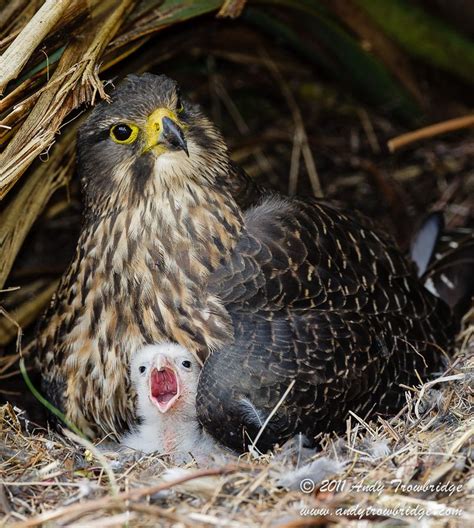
<box><xmin>0</xmin><ymin>280</ymin><xmax>59</xmax><ymax>346</ymax></box>
<box><xmin>0</xmin><ymin>0</ymin><xmax>30</xmax><ymax>34</ymax></box>
<box><xmin>217</xmin><ymin>0</ymin><xmax>248</xmax><ymax>19</ymax></box>
<box><xmin>0</xmin><ymin>74</ymin><xmax>40</xmax><ymax>114</ymax></box>
<box><xmin>0</xmin><ymin>0</ymin><xmax>43</xmax><ymax>40</ymax></box>
<box><xmin>0</xmin><ymin>130</ymin><xmax>75</xmax><ymax>289</ymax></box>
<box><xmin>0</xmin><ymin>0</ymin><xmax>71</xmax><ymax>95</ymax></box>
<box><xmin>0</xmin><ymin>0</ymin><xmax>136</xmax><ymax>201</ymax></box>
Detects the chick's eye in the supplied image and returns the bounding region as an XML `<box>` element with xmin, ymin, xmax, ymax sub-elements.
<box><xmin>110</xmin><ymin>123</ymin><xmax>139</xmax><ymax>144</ymax></box>
<box><xmin>138</xmin><ymin>365</ymin><xmax>146</xmax><ymax>374</ymax></box>
<box><xmin>181</xmin><ymin>360</ymin><xmax>192</xmax><ymax>369</ymax></box>
<box><xmin>176</xmin><ymin>97</ymin><xmax>184</xmax><ymax>113</ymax></box>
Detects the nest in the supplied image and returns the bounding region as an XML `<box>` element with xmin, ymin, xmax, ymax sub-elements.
<box><xmin>1</xmin><ymin>316</ymin><xmax>472</xmax><ymax>526</ymax></box>
<box><xmin>1</xmin><ymin>1</ymin><xmax>473</xmax><ymax>525</ymax></box>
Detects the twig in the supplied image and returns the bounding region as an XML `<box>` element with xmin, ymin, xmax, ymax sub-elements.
<box><xmin>0</xmin><ymin>280</ymin><xmax>59</xmax><ymax>345</ymax></box>
<box><xmin>11</xmin><ymin>465</ymin><xmax>238</xmax><ymax>528</ymax></box>
<box><xmin>0</xmin><ymin>0</ymin><xmax>70</xmax><ymax>94</ymax></box>
<box><xmin>66</xmin><ymin>512</ymin><xmax>137</xmax><ymax>528</ymax></box>
<box><xmin>289</xmin><ymin>129</ymin><xmax>303</xmax><ymax>195</ymax></box>
<box><xmin>0</xmin><ymin>305</ymin><xmax>22</xmax><ymax>354</ymax></box>
<box><xmin>1</xmin><ymin>482</ymin><xmax>94</xmax><ymax>488</ymax></box>
<box><xmin>0</xmin><ymin>484</ymin><xmax>11</xmax><ymax>514</ymax></box>
<box><xmin>262</xmin><ymin>50</ymin><xmax>323</xmax><ymax>197</ymax></box>
<box><xmin>64</xmin><ymin>430</ymin><xmax>119</xmax><ymax>495</ymax></box>
<box><xmin>449</xmin><ymin>427</ymin><xmax>474</xmax><ymax>455</ymax></box>
<box><xmin>249</xmin><ymin>379</ymin><xmax>295</xmax><ymax>456</ymax></box>
<box><xmin>127</xmin><ymin>503</ymin><xmax>187</xmax><ymax>524</ymax></box>
<box><xmin>414</xmin><ymin>373</ymin><xmax>466</xmax><ymax>420</ymax></box>
<box><xmin>348</xmin><ymin>411</ymin><xmax>377</xmax><ymax>438</ymax></box>
<box><xmin>213</xmin><ymin>76</ymin><xmax>274</xmax><ymax>178</ymax></box>
<box><xmin>357</xmin><ymin>108</ymin><xmax>381</xmax><ymax>153</ymax></box>
<box><xmin>388</xmin><ymin>115</ymin><xmax>474</xmax><ymax>152</ymax></box>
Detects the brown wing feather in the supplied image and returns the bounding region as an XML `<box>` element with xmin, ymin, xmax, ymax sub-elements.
<box><xmin>199</xmin><ymin>195</ymin><xmax>453</xmax><ymax>451</ymax></box>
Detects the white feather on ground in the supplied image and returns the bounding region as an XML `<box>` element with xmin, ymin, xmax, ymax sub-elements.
<box><xmin>277</xmin><ymin>457</ymin><xmax>347</xmax><ymax>490</ymax></box>
<box><xmin>360</xmin><ymin>439</ymin><xmax>391</xmax><ymax>460</ymax></box>
<box><xmin>159</xmin><ymin>467</ymin><xmax>224</xmax><ymax>498</ymax></box>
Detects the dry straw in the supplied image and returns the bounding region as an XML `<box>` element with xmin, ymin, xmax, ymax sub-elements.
<box><xmin>0</xmin><ymin>1</ymin><xmax>473</xmax><ymax>525</ymax></box>
<box><xmin>0</xmin><ymin>313</ymin><xmax>472</xmax><ymax>525</ymax></box>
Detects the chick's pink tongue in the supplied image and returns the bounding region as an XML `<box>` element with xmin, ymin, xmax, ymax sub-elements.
<box><xmin>151</xmin><ymin>368</ymin><xmax>178</xmax><ymax>403</ymax></box>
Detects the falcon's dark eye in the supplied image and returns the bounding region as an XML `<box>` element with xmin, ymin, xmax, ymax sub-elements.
<box><xmin>138</xmin><ymin>365</ymin><xmax>147</xmax><ymax>374</ymax></box>
<box><xmin>181</xmin><ymin>360</ymin><xmax>192</xmax><ymax>369</ymax></box>
<box><xmin>110</xmin><ymin>123</ymin><xmax>139</xmax><ymax>144</ymax></box>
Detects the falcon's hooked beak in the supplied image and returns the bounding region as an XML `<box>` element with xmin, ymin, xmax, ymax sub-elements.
<box><xmin>149</xmin><ymin>360</ymin><xmax>181</xmax><ymax>413</ymax></box>
<box><xmin>143</xmin><ymin>108</ymin><xmax>188</xmax><ymax>156</ymax></box>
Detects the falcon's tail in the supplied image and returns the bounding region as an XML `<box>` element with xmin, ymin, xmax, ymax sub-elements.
<box><xmin>411</xmin><ymin>212</ymin><xmax>474</xmax><ymax>317</ymax></box>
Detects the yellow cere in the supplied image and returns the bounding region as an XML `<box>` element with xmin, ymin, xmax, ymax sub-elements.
<box><xmin>143</xmin><ymin>107</ymin><xmax>182</xmax><ymax>152</ymax></box>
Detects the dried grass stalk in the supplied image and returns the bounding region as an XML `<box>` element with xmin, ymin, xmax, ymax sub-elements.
<box><xmin>0</xmin><ymin>0</ymin><xmax>71</xmax><ymax>95</ymax></box>
<box><xmin>0</xmin><ymin>129</ymin><xmax>74</xmax><ymax>289</ymax></box>
<box><xmin>0</xmin><ymin>280</ymin><xmax>58</xmax><ymax>346</ymax></box>
<box><xmin>0</xmin><ymin>0</ymin><xmax>135</xmax><ymax>200</ymax></box>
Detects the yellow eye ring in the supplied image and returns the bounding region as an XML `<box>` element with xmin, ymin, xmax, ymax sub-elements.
<box><xmin>110</xmin><ymin>123</ymin><xmax>139</xmax><ymax>144</ymax></box>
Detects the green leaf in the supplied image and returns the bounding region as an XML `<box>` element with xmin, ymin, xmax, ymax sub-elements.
<box><xmin>355</xmin><ymin>0</ymin><xmax>474</xmax><ymax>84</ymax></box>
<box><xmin>245</xmin><ymin>2</ymin><xmax>421</xmax><ymax>122</ymax></box>
<box><xmin>20</xmin><ymin>358</ymin><xmax>87</xmax><ymax>439</ymax></box>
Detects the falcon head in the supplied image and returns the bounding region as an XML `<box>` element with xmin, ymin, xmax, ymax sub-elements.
<box><xmin>131</xmin><ymin>343</ymin><xmax>200</xmax><ymax>418</ymax></box>
<box><xmin>77</xmin><ymin>73</ymin><xmax>229</xmax><ymax>210</ymax></box>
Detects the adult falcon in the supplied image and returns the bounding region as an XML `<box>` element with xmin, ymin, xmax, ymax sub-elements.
<box><xmin>36</xmin><ymin>73</ymin><xmax>453</xmax><ymax>451</ymax></box>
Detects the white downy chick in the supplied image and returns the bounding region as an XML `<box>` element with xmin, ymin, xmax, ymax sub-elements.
<box><xmin>121</xmin><ymin>343</ymin><xmax>222</xmax><ymax>463</ymax></box>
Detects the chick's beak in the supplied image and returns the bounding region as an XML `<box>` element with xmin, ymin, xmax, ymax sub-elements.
<box><xmin>143</xmin><ymin>108</ymin><xmax>188</xmax><ymax>156</ymax></box>
<box><xmin>149</xmin><ymin>358</ymin><xmax>181</xmax><ymax>413</ymax></box>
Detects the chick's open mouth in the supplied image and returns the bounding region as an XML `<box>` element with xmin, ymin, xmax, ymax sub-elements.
<box><xmin>150</xmin><ymin>367</ymin><xmax>180</xmax><ymax>413</ymax></box>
